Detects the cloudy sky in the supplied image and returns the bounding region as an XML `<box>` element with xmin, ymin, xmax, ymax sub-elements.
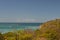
<box><xmin>0</xmin><ymin>0</ymin><xmax>60</xmax><ymax>23</ymax></box>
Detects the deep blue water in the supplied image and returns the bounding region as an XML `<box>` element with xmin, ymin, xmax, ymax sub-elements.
<box><xmin>0</xmin><ymin>23</ymin><xmax>42</xmax><ymax>33</ymax></box>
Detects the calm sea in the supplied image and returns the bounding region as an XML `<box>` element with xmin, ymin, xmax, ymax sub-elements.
<box><xmin>0</xmin><ymin>23</ymin><xmax>42</xmax><ymax>33</ymax></box>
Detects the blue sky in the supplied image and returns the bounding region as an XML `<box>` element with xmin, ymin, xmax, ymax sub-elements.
<box><xmin>0</xmin><ymin>0</ymin><xmax>60</xmax><ymax>22</ymax></box>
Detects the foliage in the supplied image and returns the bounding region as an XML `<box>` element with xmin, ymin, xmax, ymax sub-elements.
<box><xmin>0</xmin><ymin>33</ymin><xmax>4</xmax><ymax>40</ymax></box>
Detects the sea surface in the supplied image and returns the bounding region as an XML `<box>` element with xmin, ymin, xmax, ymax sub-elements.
<box><xmin>0</xmin><ymin>23</ymin><xmax>42</xmax><ymax>33</ymax></box>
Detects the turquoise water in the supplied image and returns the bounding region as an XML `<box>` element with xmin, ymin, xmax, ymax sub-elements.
<box><xmin>0</xmin><ymin>23</ymin><xmax>42</xmax><ymax>33</ymax></box>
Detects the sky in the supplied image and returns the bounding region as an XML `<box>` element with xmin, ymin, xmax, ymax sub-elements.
<box><xmin>0</xmin><ymin>0</ymin><xmax>60</xmax><ymax>23</ymax></box>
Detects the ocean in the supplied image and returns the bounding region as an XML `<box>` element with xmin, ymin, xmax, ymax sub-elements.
<box><xmin>0</xmin><ymin>23</ymin><xmax>42</xmax><ymax>33</ymax></box>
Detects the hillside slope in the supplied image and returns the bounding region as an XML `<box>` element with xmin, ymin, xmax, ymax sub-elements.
<box><xmin>39</xmin><ymin>19</ymin><xmax>60</xmax><ymax>40</ymax></box>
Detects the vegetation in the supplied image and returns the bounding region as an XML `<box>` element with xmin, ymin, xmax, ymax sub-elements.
<box><xmin>39</xmin><ymin>19</ymin><xmax>60</xmax><ymax>40</ymax></box>
<box><xmin>0</xmin><ymin>19</ymin><xmax>60</xmax><ymax>40</ymax></box>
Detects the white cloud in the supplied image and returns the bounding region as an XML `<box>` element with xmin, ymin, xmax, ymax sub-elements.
<box><xmin>0</xmin><ymin>18</ymin><xmax>41</xmax><ymax>23</ymax></box>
